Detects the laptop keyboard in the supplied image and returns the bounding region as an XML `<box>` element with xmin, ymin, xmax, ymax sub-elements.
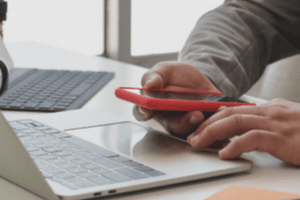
<box><xmin>10</xmin><ymin>120</ymin><xmax>165</xmax><ymax>190</ymax></box>
<box><xmin>0</xmin><ymin>68</ymin><xmax>114</xmax><ymax>112</ymax></box>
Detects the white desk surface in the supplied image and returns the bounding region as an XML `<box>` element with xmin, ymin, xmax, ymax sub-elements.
<box><xmin>1</xmin><ymin>41</ymin><xmax>299</xmax><ymax>200</ymax></box>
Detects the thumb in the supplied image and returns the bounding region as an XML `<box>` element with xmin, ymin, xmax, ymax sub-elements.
<box><xmin>143</xmin><ymin>73</ymin><xmax>164</xmax><ymax>88</ymax></box>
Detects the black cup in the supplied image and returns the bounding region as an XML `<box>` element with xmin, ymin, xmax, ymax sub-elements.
<box><xmin>0</xmin><ymin>59</ymin><xmax>8</xmax><ymax>96</ymax></box>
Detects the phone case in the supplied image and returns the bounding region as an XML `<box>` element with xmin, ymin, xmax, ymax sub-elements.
<box><xmin>115</xmin><ymin>87</ymin><xmax>256</xmax><ymax>111</ymax></box>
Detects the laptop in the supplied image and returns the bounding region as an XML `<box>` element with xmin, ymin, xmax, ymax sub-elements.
<box><xmin>0</xmin><ymin>108</ymin><xmax>252</xmax><ymax>200</ymax></box>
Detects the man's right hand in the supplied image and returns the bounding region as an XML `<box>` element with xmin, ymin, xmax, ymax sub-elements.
<box><xmin>133</xmin><ymin>61</ymin><xmax>221</xmax><ymax>137</ymax></box>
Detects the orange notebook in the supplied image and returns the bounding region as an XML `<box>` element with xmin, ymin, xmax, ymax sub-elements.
<box><xmin>206</xmin><ymin>185</ymin><xmax>300</xmax><ymax>200</ymax></box>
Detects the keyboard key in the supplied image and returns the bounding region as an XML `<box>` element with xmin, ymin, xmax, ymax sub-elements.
<box><xmin>33</xmin><ymin>126</ymin><xmax>51</xmax><ymax>131</ymax></box>
<box><xmin>52</xmin><ymin>133</ymin><xmax>71</xmax><ymax>138</ymax></box>
<box><xmin>23</xmin><ymin>102</ymin><xmax>40</xmax><ymax>109</ymax></box>
<box><xmin>88</xmin><ymin>176</ymin><xmax>114</xmax><ymax>186</ymax></box>
<box><xmin>62</xmin><ymin>96</ymin><xmax>77</xmax><ymax>101</ymax></box>
<box><xmin>25</xmin><ymin>146</ymin><xmax>39</xmax><ymax>152</ymax></box>
<box><xmin>0</xmin><ymin>102</ymin><xmax>8</xmax><ymax>106</ymax></box>
<box><xmin>77</xmin><ymin>171</ymin><xmax>98</xmax><ymax>179</ymax></box>
<box><xmin>31</xmin><ymin>133</ymin><xmax>48</xmax><ymax>137</ymax></box>
<box><xmin>81</xmin><ymin>163</ymin><xmax>101</xmax><ymax>170</ymax></box>
<box><xmin>52</xmin><ymin>106</ymin><xmax>67</xmax><ymax>111</ymax></box>
<box><xmin>31</xmin><ymin>122</ymin><xmax>44</xmax><ymax>127</ymax></box>
<box><xmin>38</xmin><ymin>101</ymin><xmax>56</xmax><ymax>109</ymax></box>
<box><xmin>29</xmin><ymin>151</ymin><xmax>48</xmax><ymax>156</ymax></box>
<box><xmin>47</xmin><ymin>159</ymin><xmax>66</xmax><ymax>165</ymax></box>
<box><xmin>34</xmin><ymin>143</ymin><xmax>53</xmax><ymax>149</ymax></box>
<box><xmin>59</xmin><ymin>182</ymin><xmax>78</xmax><ymax>190</ymax></box>
<box><xmin>66</xmin><ymin>167</ymin><xmax>86</xmax><ymax>174</ymax></box>
<box><xmin>102</xmin><ymin>172</ymin><xmax>132</xmax><ymax>182</ymax></box>
<box><xmin>61</xmin><ymin>155</ymin><xmax>80</xmax><ymax>161</ymax></box>
<box><xmin>56</xmin><ymin>102</ymin><xmax>70</xmax><ymax>107</ymax></box>
<box><xmin>133</xmin><ymin>166</ymin><xmax>154</xmax><ymax>172</ymax></box>
<box><xmin>9</xmin><ymin>122</ymin><xmax>29</xmax><ymax>130</ymax></box>
<box><xmin>43</xmin><ymin>147</ymin><xmax>62</xmax><ymax>153</ymax></box>
<box><xmin>110</xmin><ymin>156</ymin><xmax>132</xmax><ymax>163</ymax></box>
<box><xmin>85</xmin><ymin>154</ymin><xmax>103</xmax><ymax>161</ymax></box>
<box><xmin>64</xmin><ymin>147</ymin><xmax>84</xmax><ymax>153</ymax></box>
<box><xmin>43</xmin><ymin>168</ymin><xmax>65</xmax><ymax>175</ymax></box>
<box><xmin>143</xmin><ymin>170</ymin><xmax>166</xmax><ymax>177</ymax></box>
<box><xmin>21</xmin><ymin>129</ymin><xmax>39</xmax><ymax>134</ymax></box>
<box><xmin>115</xmin><ymin>168</ymin><xmax>149</xmax><ymax>180</ymax></box>
<box><xmin>16</xmin><ymin>133</ymin><xmax>29</xmax><ymax>138</ymax></box>
<box><xmin>71</xmin><ymin>159</ymin><xmax>91</xmax><ymax>165</ymax></box>
<box><xmin>123</xmin><ymin>161</ymin><xmax>143</xmax><ymax>167</ymax></box>
<box><xmin>8</xmin><ymin>102</ymin><xmax>24</xmax><ymax>108</ymax></box>
<box><xmin>42</xmin><ymin>129</ymin><xmax>60</xmax><ymax>134</ymax></box>
<box><xmin>52</xmin><ymin>151</ymin><xmax>71</xmax><ymax>157</ymax></box>
<box><xmin>65</xmin><ymin>177</ymin><xmax>87</xmax><ymax>184</ymax></box>
<box><xmin>56</xmin><ymin>162</ymin><xmax>77</xmax><ymax>170</ymax></box>
<box><xmin>73</xmin><ymin>181</ymin><xmax>97</xmax><ymax>189</ymax></box>
<box><xmin>38</xmin><ymin>155</ymin><xmax>57</xmax><ymax>161</ymax></box>
<box><xmin>17</xmin><ymin>120</ymin><xmax>35</xmax><ymax>124</ymax></box>
<box><xmin>74</xmin><ymin>151</ymin><xmax>92</xmax><ymax>157</ymax></box>
<box><xmin>91</xmin><ymin>167</ymin><xmax>110</xmax><ymax>175</ymax></box>
<box><xmin>94</xmin><ymin>159</ymin><xmax>122</xmax><ymax>169</ymax></box>
<box><xmin>54</xmin><ymin>172</ymin><xmax>75</xmax><ymax>179</ymax></box>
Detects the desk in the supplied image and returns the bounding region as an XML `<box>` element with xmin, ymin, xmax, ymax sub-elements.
<box><xmin>1</xmin><ymin>41</ymin><xmax>299</xmax><ymax>200</ymax></box>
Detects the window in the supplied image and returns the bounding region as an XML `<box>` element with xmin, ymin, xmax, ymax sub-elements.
<box><xmin>131</xmin><ymin>0</ymin><xmax>224</xmax><ymax>55</ymax></box>
<box><xmin>4</xmin><ymin>0</ymin><xmax>104</xmax><ymax>55</ymax></box>
<box><xmin>4</xmin><ymin>0</ymin><xmax>225</xmax><ymax>67</ymax></box>
<box><xmin>105</xmin><ymin>0</ymin><xmax>224</xmax><ymax>68</ymax></box>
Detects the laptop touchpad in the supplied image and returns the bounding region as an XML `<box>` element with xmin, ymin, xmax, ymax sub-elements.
<box><xmin>65</xmin><ymin>122</ymin><xmax>189</xmax><ymax>158</ymax></box>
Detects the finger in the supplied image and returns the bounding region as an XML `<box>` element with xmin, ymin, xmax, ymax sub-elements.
<box><xmin>141</xmin><ymin>63</ymin><xmax>174</xmax><ymax>88</ymax></box>
<box><xmin>219</xmin><ymin>129</ymin><xmax>284</xmax><ymax>159</ymax></box>
<box><xmin>132</xmin><ymin>105</ymin><xmax>154</xmax><ymax>121</ymax></box>
<box><xmin>188</xmin><ymin>114</ymin><xmax>274</xmax><ymax>149</ymax></box>
<box><xmin>142</xmin><ymin>72</ymin><xmax>165</xmax><ymax>88</ymax></box>
<box><xmin>154</xmin><ymin>110</ymin><xmax>205</xmax><ymax>135</ymax></box>
<box><xmin>189</xmin><ymin>106</ymin><xmax>265</xmax><ymax>138</ymax></box>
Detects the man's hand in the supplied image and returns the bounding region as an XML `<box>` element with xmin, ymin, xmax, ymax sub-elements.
<box><xmin>187</xmin><ymin>98</ymin><xmax>300</xmax><ymax>166</ymax></box>
<box><xmin>133</xmin><ymin>61</ymin><xmax>221</xmax><ymax>136</ymax></box>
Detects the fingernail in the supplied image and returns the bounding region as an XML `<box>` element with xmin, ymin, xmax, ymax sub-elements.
<box><xmin>139</xmin><ymin>106</ymin><xmax>147</xmax><ymax>115</ymax></box>
<box><xmin>218</xmin><ymin>106</ymin><xmax>227</xmax><ymax>111</ymax></box>
<box><xmin>187</xmin><ymin>134</ymin><xmax>193</xmax><ymax>143</ymax></box>
<box><xmin>188</xmin><ymin>135</ymin><xmax>199</xmax><ymax>146</ymax></box>
<box><xmin>219</xmin><ymin>149</ymin><xmax>228</xmax><ymax>158</ymax></box>
<box><xmin>145</xmin><ymin>74</ymin><xmax>160</xmax><ymax>86</ymax></box>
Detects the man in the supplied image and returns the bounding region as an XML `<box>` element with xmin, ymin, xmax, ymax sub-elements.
<box><xmin>133</xmin><ymin>0</ymin><xmax>300</xmax><ymax>166</ymax></box>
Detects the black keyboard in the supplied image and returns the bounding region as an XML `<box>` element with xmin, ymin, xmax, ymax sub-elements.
<box><xmin>0</xmin><ymin>68</ymin><xmax>114</xmax><ymax>112</ymax></box>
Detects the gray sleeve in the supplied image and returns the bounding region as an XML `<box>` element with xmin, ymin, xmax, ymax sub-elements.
<box><xmin>178</xmin><ymin>0</ymin><xmax>300</xmax><ymax>98</ymax></box>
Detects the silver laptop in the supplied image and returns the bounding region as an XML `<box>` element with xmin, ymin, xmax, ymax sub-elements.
<box><xmin>0</xmin><ymin>108</ymin><xmax>252</xmax><ymax>200</ymax></box>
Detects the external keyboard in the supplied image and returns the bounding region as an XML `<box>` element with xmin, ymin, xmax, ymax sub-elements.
<box><xmin>0</xmin><ymin>68</ymin><xmax>114</xmax><ymax>112</ymax></box>
<box><xmin>10</xmin><ymin>120</ymin><xmax>165</xmax><ymax>190</ymax></box>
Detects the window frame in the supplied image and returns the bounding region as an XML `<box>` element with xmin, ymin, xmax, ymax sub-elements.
<box><xmin>104</xmin><ymin>0</ymin><xmax>178</xmax><ymax>68</ymax></box>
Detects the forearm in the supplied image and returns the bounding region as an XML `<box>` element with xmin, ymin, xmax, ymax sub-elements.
<box><xmin>179</xmin><ymin>0</ymin><xmax>300</xmax><ymax>98</ymax></box>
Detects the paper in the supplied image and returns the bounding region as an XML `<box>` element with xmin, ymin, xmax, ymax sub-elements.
<box><xmin>206</xmin><ymin>185</ymin><xmax>300</xmax><ymax>200</ymax></box>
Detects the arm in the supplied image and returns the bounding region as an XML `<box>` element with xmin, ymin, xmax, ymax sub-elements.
<box><xmin>179</xmin><ymin>0</ymin><xmax>300</xmax><ymax>98</ymax></box>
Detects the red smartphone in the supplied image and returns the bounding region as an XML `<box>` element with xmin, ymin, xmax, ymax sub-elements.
<box><xmin>115</xmin><ymin>87</ymin><xmax>255</xmax><ymax>111</ymax></box>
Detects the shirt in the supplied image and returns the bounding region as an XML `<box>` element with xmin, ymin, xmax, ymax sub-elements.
<box><xmin>179</xmin><ymin>0</ymin><xmax>300</xmax><ymax>98</ymax></box>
